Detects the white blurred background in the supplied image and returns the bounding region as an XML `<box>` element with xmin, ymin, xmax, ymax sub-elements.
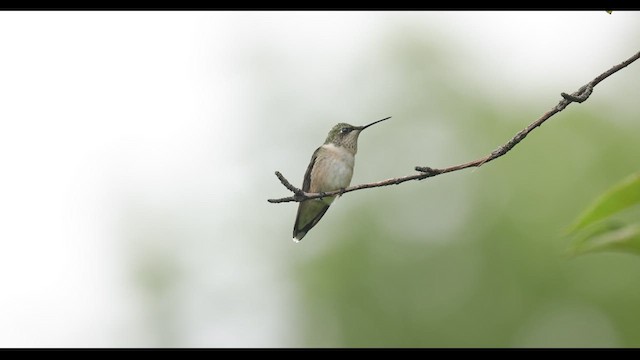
<box><xmin>0</xmin><ymin>11</ymin><xmax>638</xmax><ymax>347</ymax></box>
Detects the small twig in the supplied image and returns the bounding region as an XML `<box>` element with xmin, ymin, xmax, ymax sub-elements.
<box><xmin>268</xmin><ymin>50</ymin><xmax>640</xmax><ymax>204</ymax></box>
<box><xmin>561</xmin><ymin>84</ymin><xmax>593</xmax><ymax>103</ymax></box>
<box><xmin>274</xmin><ymin>171</ymin><xmax>301</xmax><ymax>195</ymax></box>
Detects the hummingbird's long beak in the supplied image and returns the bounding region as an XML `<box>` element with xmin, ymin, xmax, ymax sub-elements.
<box><xmin>357</xmin><ymin>116</ymin><xmax>391</xmax><ymax>131</ymax></box>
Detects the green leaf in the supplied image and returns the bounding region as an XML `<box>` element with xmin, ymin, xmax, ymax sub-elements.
<box><xmin>567</xmin><ymin>172</ymin><xmax>640</xmax><ymax>234</ymax></box>
<box><xmin>570</xmin><ymin>223</ymin><xmax>640</xmax><ymax>256</ymax></box>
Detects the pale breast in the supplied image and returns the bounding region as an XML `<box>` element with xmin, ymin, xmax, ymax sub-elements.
<box><xmin>309</xmin><ymin>144</ymin><xmax>355</xmax><ymax>193</ymax></box>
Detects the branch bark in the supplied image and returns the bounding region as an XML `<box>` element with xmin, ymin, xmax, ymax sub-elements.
<box><xmin>268</xmin><ymin>50</ymin><xmax>640</xmax><ymax>204</ymax></box>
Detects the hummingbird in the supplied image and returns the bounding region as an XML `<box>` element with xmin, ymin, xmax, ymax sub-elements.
<box><xmin>293</xmin><ymin>116</ymin><xmax>391</xmax><ymax>242</ymax></box>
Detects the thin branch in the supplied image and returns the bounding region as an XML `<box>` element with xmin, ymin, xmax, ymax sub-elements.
<box><xmin>268</xmin><ymin>50</ymin><xmax>640</xmax><ymax>204</ymax></box>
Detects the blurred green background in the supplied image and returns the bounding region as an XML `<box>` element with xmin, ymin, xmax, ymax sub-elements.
<box><xmin>0</xmin><ymin>11</ymin><xmax>639</xmax><ymax>347</ymax></box>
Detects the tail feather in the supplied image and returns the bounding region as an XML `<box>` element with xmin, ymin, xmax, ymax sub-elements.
<box><xmin>293</xmin><ymin>199</ymin><xmax>331</xmax><ymax>241</ymax></box>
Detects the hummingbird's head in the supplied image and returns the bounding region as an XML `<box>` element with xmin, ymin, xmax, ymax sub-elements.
<box><xmin>324</xmin><ymin>117</ymin><xmax>391</xmax><ymax>153</ymax></box>
<box><xmin>324</xmin><ymin>123</ymin><xmax>361</xmax><ymax>152</ymax></box>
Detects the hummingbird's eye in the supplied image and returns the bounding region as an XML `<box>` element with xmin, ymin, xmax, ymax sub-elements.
<box><xmin>340</xmin><ymin>127</ymin><xmax>350</xmax><ymax>134</ymax></box>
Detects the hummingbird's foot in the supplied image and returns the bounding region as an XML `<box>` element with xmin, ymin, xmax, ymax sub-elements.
<box><xmin>333</xmin><ymin>188</ymin><xmax>346</xmax><ymax>200</ymax></box>
<box><xmin>318</xmin><ymin>192</ymin><xmax>327</xmax><ymax>200</ymax></box>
